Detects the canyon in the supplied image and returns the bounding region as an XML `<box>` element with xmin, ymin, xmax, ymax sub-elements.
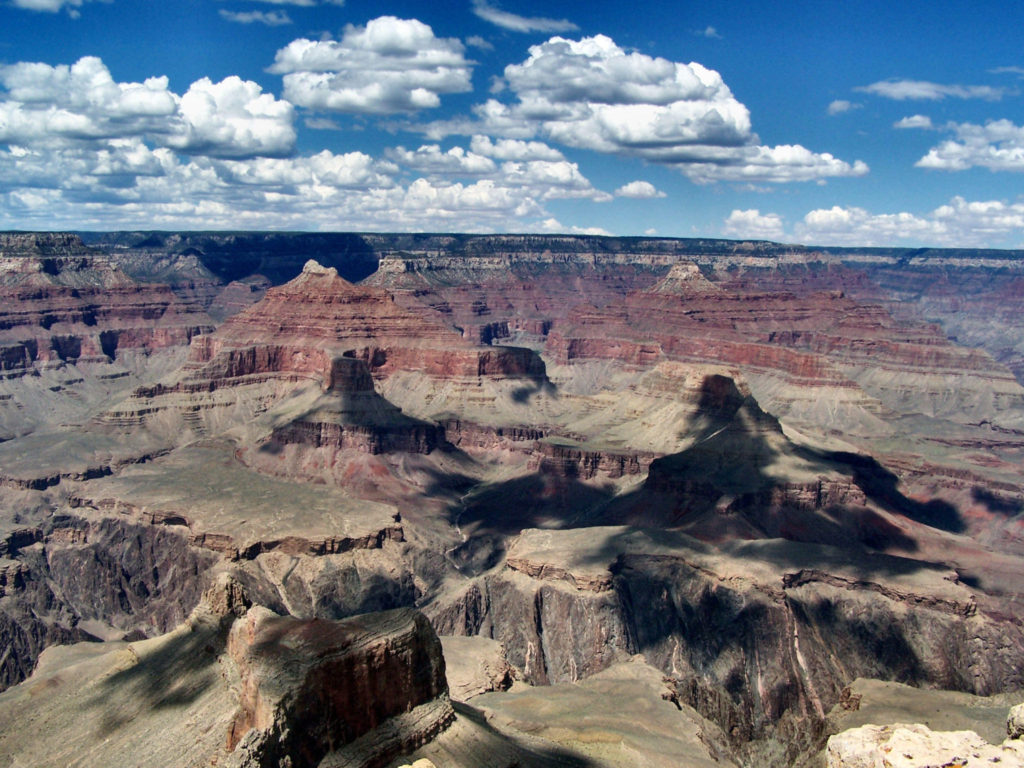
<box><xmin>0</xmin><ymin>230</ymin><xmax>1022</xmax><ymax>767</ymax></box>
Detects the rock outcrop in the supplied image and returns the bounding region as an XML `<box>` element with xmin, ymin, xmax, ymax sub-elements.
<box><xmin>826</xmin><ymin>720</ymin><xmax>1024</xmax><ymax>767</ymax></box>
<box><xmin>0</xmin><ymin>576</ymin><xmax>459</xmax><ymax>768</ymax></box>
<box><xmin>101</xmin><ymin>260</ymin><xmax>546</xmax><ymax>464</ymax></box>
<box><xmin>226</xmin><ymin>605</ymin><xmax>454</xmax><ymax>768</ymax></box>
<box><xmin>1011</xmin><ymin>704</ymin><xmax>1024</xmax><ymax>740</ymax></box>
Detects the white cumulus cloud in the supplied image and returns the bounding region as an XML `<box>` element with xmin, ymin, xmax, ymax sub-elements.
<box><xmin>466</xmin><ymin>35</ymin><xmax>494</xmax><ymax>51</ymax></box>
<box><xmin>270</xmin><ymin>16</ymin><xmax>472</xmax><ymax>114</ymax></box>
<box><xmin>916</xmin><ymin>119</ymin><xmax>1024</xmax><ymax>172</ymax></box>
<box><xmin>615</xmin><ymin>180</ymin><xmax>665</xmax><ymax>198</ymax></box>
<box><xmin>796</xmin><ymin>197</ymin><xmax>1024</xmax><ymax>247</ymax></box>
<box><xmin>386</xmin><ymin>144</ymin><xmax>497</xmax><ymax>175</ymax></box>
<box><xmin>498</xmin><ymin>159</ymin><xmax>611</xmax><ymax>201</ymax></box>
<box><xmin>722</xmin><ymin>209</ymin><xmax>785</xmax><ymax>240</ymax></box>
<box><xmin>0</xmin><ymin>57</ymin><xmax>295</xmax><ymax>158</ymax></box>
<box><xmin>536</xmin><ymin>217</ymin><xmax>613</xmax><ymax>236</ymax></box>
<box><xmin>723</xmin><ymin>198</ymin><xmax>1024</xmax><ymax>247</ymax></box>
<box><xmin>827</xmin><ymin>99</ymin><xmax>861</xmax><ymax>115</ymax></box>
<box><xmin>695</xmin><ymin>26</ymin><xmax>722</xmax><ymax>39</ymax></box>
<box><xmin>894</xmin><ymin>114</ymin><xmax>934</xmax><ymax>129</ymax></box>
<box><xmin>166</xmin><ymin>76</ymin><xmax>296</xmax><ymax>158</ymax></box>
<box><xmin>469</xmin><ymin>135</ymin><xmax>564</xmax><ymax>161</ymax></box>
<box><xmin>423</xmin><ymin>34</ymin><xmax>866</xmax><ymax>184</ymax></box>
<box><xmin>10</xmin><ymin>0</ymin><xmax>93</xmax><ymax>13</ymax></box>
<box><xmin>215</xmin><ymin>150</ymin><xmax>397</xmax><ymax>188</ymax></box>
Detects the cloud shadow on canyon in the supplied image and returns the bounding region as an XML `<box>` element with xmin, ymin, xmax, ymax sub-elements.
<box><xmin>89</xmin><ymin>621</ymin><xmax>223</xmax><ymax>739</ymax></box>
<box><xmin>440</xmin><ymin>373</ymin><xmax>975</xmax><ymax>580</ymax></box>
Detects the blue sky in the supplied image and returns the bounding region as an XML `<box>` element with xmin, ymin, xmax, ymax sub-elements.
<box><xmin>1</xmin><ymin>0</ymin><xmax>1023</xmax><ymax>246</ymax></box>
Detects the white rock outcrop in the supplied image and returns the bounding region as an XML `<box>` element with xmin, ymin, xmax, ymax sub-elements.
<box><xmin>827</xmin><ymin>719</ymin><xmax>1024</xmax><ymax>768</ymax></box>
<box><xmin>1010</xmin><ymin>703</ymin><xmax>1024</xmax><ymax>740</ymax></box>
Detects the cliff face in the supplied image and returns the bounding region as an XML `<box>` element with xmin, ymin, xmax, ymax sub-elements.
<box><xmin>431</xmin><ymin>526</ymin><xmax>1024</xmax><ymax>765</ymax></box>
<box><xmin>0</xmin><ymin>234</ymin><xmax>213</xmax><ymax>370</ymax></box>
<box><xmin>100</xmin><ymin>260</ymin><xmax>548</xmax><ymax>464</ymax></box>
<box><xmin>0</xmin><ymin>234</ymin><xmax>215</xmax><ymax>439</ymax></box>
<box><xmin>0</xmin><ymin>508</ymin><xmax>217</xmax><ymax>689</ymax></box>
<box><xmin>226</xmin><ymin>605</ymin><xmax>453</xmax><ymax>768</ymax></box>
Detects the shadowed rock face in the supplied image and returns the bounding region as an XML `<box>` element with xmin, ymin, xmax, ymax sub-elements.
<box><xmin>0</xmin><ymin>510</ymin><xmax>218</xmax><ymax>689</ymax></box>
<box><xmin>431</xmin><ymin>527</ymin><xmax>1024</xmax><ymax>764</ymax></box>
<box><xmin>226</xmin><ymin>605</ymin><xmax>454</xmax><ymax>768</ymax></box>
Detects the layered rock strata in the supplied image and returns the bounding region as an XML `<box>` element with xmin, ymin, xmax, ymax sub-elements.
<box><xmin>431</xmin><ymin>526</ymin><xmax>1024</xmax><ymax>765</ymax></box>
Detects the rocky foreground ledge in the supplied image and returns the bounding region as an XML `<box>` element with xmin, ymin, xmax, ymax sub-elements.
<box><xmin>0</xmin><ymin>575</ymin><xmax>454</xmax><ymax>768</ymax></box>
<box><xmin>827</xmin><ymin>703</ymin><xmax>1024</xmax><ymax>767</ymax></box>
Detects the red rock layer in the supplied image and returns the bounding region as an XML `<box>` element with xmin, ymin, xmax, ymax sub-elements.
<box><xmin>188</xmin><ymin>260</ymin><xmax>544</xmax><ymax>385</ymax></box>
<box><xmin>270</xmin><ymin>419</ymin><xmax>441</xmax><ymax>456</ymax></box>
<box><xmin>536</xmin><ymin>266</ymin><xmax>1019</xmax><ymax>401</ymax></box>
<box><xmin>0</xmin><ymin>254</ymin><xmax>213</xmax><ymax>377</ymax></box>
<box><xmin>528</xmin><ymin>441</ymin><xmax>656</xmax><ymax>480</ymax></box>
<box><xmin>365</xmin><ymin>254</ymin><xmax>666</xmax><ymax>346</ymax></box>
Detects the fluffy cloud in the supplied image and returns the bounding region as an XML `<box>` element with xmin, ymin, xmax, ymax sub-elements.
<box><xmin>796</xmin><ymin>197</ymin><xmax>1024</xmax><ymax>247</ymax></box>
<box><xmin>0</xmin><ymin>51</ymin><xmax>616</xmax><ymax>232</ymax></box>
<box><xmin>0</xmin><ymin>57</ymin><xmax>177</xmax><ymax>144</ymax></box>
<box><xmin>0</xmin><ymin>57</ymin><xmax>295</xmax><ymax>158</ymax></box>
<box><xmin>386</xmin><ymin>144</ymin><xmax>497</xmax><ymax>175</ymax></box>
<box><xmin>681</xmin><ymin>145</ymin><xmax>867</xmax><ymax>184</ymax></box>
<box><xmin>466</xmin><ymin>35</ymin><xmax>495</xmax><ymax>51</ymax></box>
<box><xmin>615</xmin><ymin>180</ymin><xmax>665</xmax><ymax>198</ymax></box>
<box><xmin>270</xmin><ymin>16</ymin><xmax>471</xmax><ymax>114</ymax></box>
<box><xmin>856</xmin><ymin>79</ymin><xmax>1007</xmax><ymax>101</ymax></box>
<box><xmin>499</xmin><ymin>159</ymin><xmax>612</xmax><ymax>201</ymax></box>
<box><xmin>219</xmin><ymin>10</ymin><xmax>293</xmax><ymax>26</ymax></box>
<box><xmin>695</xmin><ymin>26</ymin><xmax>722</xmax><ymax>39</ymax></box>
<box><xmin>0</xmin><ymin>140</ymin><xmax>604</xmax><ymax>233</ymax></box>
<box><xmin>0</xmin><ymin>149</ymin><xmax>535</xmax><ymax>231</ymax></box>
<box><xmin>0</xmin><ymin>140</ymin><xmax>176</xmax><ymax>193</ymax></box>
<box><xmin>721</xmin><ymin>198</ymin><xmax>1024</xmax><ymax>248</ymax></box>
<box><xmin>722</xmin><ymin>209</ymin><xmax>785</xmax><ymax>240</ymax></box>
<box><xmin>916</xmin><ymin>119</ymin><xmax>1024</xmax><ymax>172</ymax></box>
<box><xmin>827</xmin><ymin>99</ymin><xmax>861</xmax><ymax>115</ymax></box>
<box><xmin>428</xmin><ymin>34</ymin><xmax>866</xmax><ymax>183</ymax></box>
<box><xmin>536</xmin><ymin>217</ymin><xmax>613</xmax><ymax>236</ymax></box>
<box><xmin>165</xmin><ymin>77</ymin><xmax>296</xmax><ymax>158</ymax></box>
<box><xmin>214</xmin><ymin>150</ymin><xmax>397</xmax><ymax>188</ymax></box>
<box><xmin>471</xmin><ymin>0</ymin><xmax>578</xmax><ymax>33</ymax></box>
<box><xmin>384</xmin><ymin>141</ymin><xmax>609</xmax><ymax>201</ymax></box>
<box><xmin>469</xmin><ymin>134</ymin><xmax>564</xmax><ymax>160</ymax></box>
<box><xmin>894</xmin><ymin>114</ymin><xmax>934</xmax><ymax>129</ymax></box>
